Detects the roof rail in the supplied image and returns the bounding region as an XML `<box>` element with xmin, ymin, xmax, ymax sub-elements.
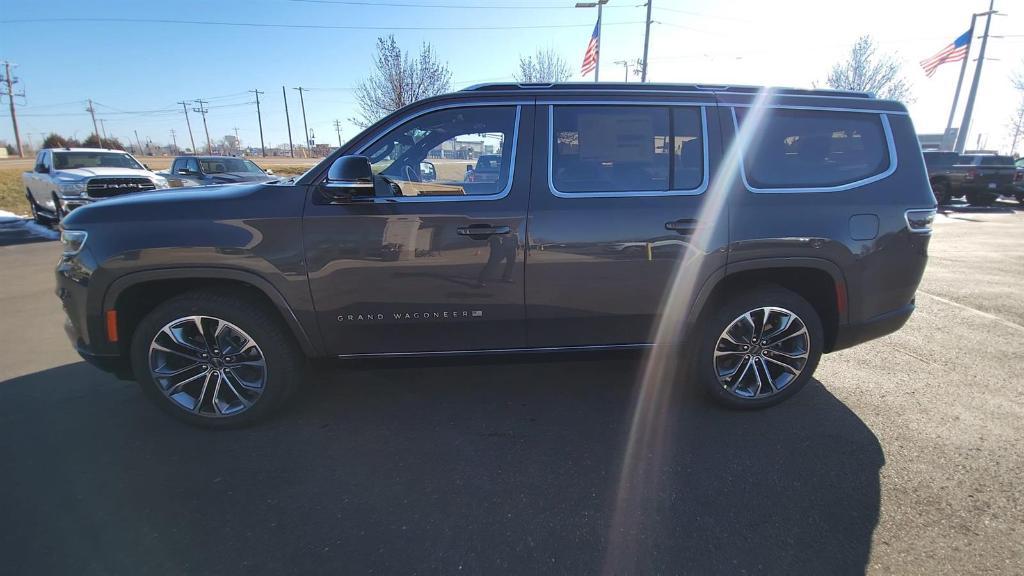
<box><xmin>460</xmin><ymin>82</ymin><xmax>873</xmax><ymax>99</ymax></box>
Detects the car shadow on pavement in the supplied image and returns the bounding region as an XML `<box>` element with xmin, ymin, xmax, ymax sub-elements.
<box><xmin>0</xmin><ymin>358</ymin><xmax>882</xmax><ymax>575</ymax></box>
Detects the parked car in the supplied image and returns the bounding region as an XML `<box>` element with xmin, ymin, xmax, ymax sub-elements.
<box><xmin>161</xmin><ymin>156</ymin><xmax>275</xmax><ymax>187</ymax></box>
<box><xmin>56</xmin><ymin>83</ymin><xmax>935</xmax><ymax>427</ymax></box>
<box><xmin>924</xmin><ymin>151</ymin><xmax>1016</xmax><ymax>206</ymax></box>
<box><xmin>23</xmin><ymin>148</ymin><xmax>169</xmax><ymax>223</ymax></box>
<box><xmin>464</xmin><ymin>154</ymin><xmax>502</xmax><ymax>183</ymax></box>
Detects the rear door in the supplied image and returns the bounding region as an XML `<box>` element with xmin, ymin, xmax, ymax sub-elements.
<box><xmin>525</xmin><ymin>96</ymin><xmax>725</xmax><ymax>347</ymax></box>
<box><xmin>304</xmin><ymin>101</ymin><xmax>534</xmax><ymax>355</ymax></box>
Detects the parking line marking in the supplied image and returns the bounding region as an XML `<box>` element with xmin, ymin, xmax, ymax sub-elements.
<box><xmin>917</xmin><ymin>291</ymin><xmax>1024</xmax><ymax>334</ymax></box>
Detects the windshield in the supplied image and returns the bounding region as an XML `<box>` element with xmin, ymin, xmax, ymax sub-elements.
<box><xmin>53</xmin><ymin>151</ymin><xmax>143</xmax><ymax>170</ymax></box>
<box><xmin>199</xmin><ymin>158</ymin><xmax>264</xmax><ymax>174</ymax></box>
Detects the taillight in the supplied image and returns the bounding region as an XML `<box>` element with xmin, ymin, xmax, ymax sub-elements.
<box><xmin>905</xmin><ymin>209</ymin><xmax>936</xmax><ymax>234</ymax></box>
<box><xmin>965</xmin><ymin>170</ymin><xmax>978</xmax><ymax>181</ymax></box>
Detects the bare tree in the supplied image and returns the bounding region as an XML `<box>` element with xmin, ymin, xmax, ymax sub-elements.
<box><xmin>351</xmin><ymin>35</ymin><xmax>452</xmax><ymax>128</ymax></box>
<box><xmin>515</xmin><ymin>48</ymin><xmax>571</xmax><ymax>83</ymax></box>
<box><xmin>826</xmin><ymin>35</ymin><xmax>913</xmax><ymax>102</ymax></box>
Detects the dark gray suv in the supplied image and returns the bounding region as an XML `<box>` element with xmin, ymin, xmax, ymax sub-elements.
<box><xmin>56</xmin><ymin>83</ymin><xmax>936</xmax><ymax>427</ymax></box>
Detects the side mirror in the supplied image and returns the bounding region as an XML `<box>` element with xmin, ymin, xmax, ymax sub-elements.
<box><xmin>419</xmin><ymin>161</ymin><xmax>437</xmax><ymax>182</ymax></box>
<box><xmin>265</xmin><ymin>168</ymin><xmax>275</xmax><ymax>176</ymax></box>
<box><xmin>323</xmin><ymin>155</ymin><xmax>375</xmax><ymax>200</ymax></box>
<box><xmin>35</xmin><ymin>164</ymin><xmax>49</xmax><ymax>174</ymax></box>
<box><xmin>143</xmin><ymin>163</ymin><xmax>151</xmax><ymax>170</ymax></box>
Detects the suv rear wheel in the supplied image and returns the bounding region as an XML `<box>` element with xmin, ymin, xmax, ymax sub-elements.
<box><xmin>130</xmin><ymin>290</ymin><xmax>303</xmax><ymax>428</ymax></box>
<box><xmin>696</xmin><ymin>286</ymin><xmax>823</xmax><ymax>409</ymax></box>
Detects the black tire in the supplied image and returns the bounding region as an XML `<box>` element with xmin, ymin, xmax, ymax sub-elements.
<box><xmin>1015</xmin><ymin>193</ymin><xmax>1024</xmax><ymax>205</ymax></box>
<box><xmin>25</xmin><ymin>191</ymin><xmax>49</xmax><ymax>224</ymax></box>
<box><xmin>695</xmin><ymin>285</ymin><xmax>823</xmax><ymax>409</ymax></box>
<box><xmin>965</xmin><ymin>192</ymin><xmax>996</xmax><ymax>207</ymax></box>
<box><xmin>51</xmin><ymin>194</ymin><xmax>65</xmax><ymax>224</ymax></box>
<box><xmin>130</xmin><ymin>290</ymin><xmax>304</xmax><ymax>428</ymax></box>
<box><xmin>931</xmin><ymin>180</ymin><xmax>952</xmax><ymax>205</ymax></box>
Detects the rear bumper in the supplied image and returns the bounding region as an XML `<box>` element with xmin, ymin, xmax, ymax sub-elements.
<box><xmin>831</xmin><ymin>302</ymin><xmax>914</xmax><ymax>352</ymax></box>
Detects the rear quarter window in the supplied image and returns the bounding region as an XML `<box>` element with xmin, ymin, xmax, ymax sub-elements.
<box><xmin>736</xmin><ymin>108</ymin><xmax>891</xmax><ymax>190</ymax></box>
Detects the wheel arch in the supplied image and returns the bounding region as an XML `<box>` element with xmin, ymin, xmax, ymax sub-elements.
<box><xmin>104</xmin><ymin>268</ymin><xmax>320</xmax><ymax>358</ymax></box>
<box><xmin>691</xmin><ymin>258</ymin><xmax>847</xmax><ymax>353</ymax></box>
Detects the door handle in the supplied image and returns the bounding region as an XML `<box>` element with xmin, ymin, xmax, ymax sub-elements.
<box><xmin>665</xmin><ymin>219</ymin><xmax>698</xmax><ymax>233</ymax></box>
<box><xmin>457</xmin><ymin>224</ymin><xmax>511</xmax><ymax>239</ymax></box>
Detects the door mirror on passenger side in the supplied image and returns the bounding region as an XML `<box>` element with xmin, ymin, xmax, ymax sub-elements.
<box><xmin>322</xmin><ymin>155</ymin><xmax>375</xmax><ymax>201</ymax></box>
<box><xmin>419</xmin><ymin>161</ymin><xmax>437</xmax><ymax>182</ymax></box>
<box><xmin>35</xmin><ymin>163</ymin><xmax>49</xmax><ymax>174</ymax></box>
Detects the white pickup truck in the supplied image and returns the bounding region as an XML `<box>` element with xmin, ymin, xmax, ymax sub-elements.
<box><xmin>23</xmin><ymin>148</ymin><xmax>169</xmax><ymax>223</ymax></box>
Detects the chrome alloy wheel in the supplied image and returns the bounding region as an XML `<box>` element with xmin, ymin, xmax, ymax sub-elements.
<box><xmin>148</xmin><ymin>315</ymin><xmax>267</xmax><ymax>416</ymax></box>
<box><xmin>714</xmin><ymin>307</ymin><xmax>810</xmax><ymax>399</ymax></box>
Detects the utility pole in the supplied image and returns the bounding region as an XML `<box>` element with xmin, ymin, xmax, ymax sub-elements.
<box><xmin>134</xmin><ymin>129</ymin><xmax>144</xmax><ymax>155</ymax></box>
<box><xmin>641</xmin><ymin>0</ymin><xmax>653</xmax><ymax>82</ymax></box>
<box><xmin>193</xmin><ymin>98</ymin><xmax>212</xmax><ymax>154</ymax></box>
<box><xmin>293</xmin><ymin>86</ymin><xmax>310</xmax><ymax>158</ymax></box>
<box><xmin>249</xmin><ymin>88</ymin><xmax>266</xmax><ymax>157</ymax></box>
<box><xmin>954</xmin><ymin>0</ymin><xmax>996</xmax><ymax>153</ymax></box>
<box><xmin>86</xmin><ymin>99</ymin><xmax>101</xmax><ymax>146</ymax></box>
<box><xmin>232</xmin><ymin>126</ymin><xmax>240</xmax><ymax>153</ymax></box>
<box><xmin>98</xmin><ymin>119</ymin><xmax>108</xmax><ymax>142</ymax></box>
<box><xmin>333</xmin><ymin>119</ymin><xmax>343</xmax><ymax>147</ymax></box>
<box><xmin>1</xmin><ymin>61</ymin><xmax>24</xmax><ymax>157</ymax></box>
<box><xmin>282</xmin><ymin>86</ymin><xmax>294</xmax><ymax>158</ymax></box>
<box><xmin>178</xmin><ymin>100</ymin><xmax>196</xmax><ymax>153</ymax></box>
<box><xmin>614</xmin><ymin>60</ymin><xmax>631</xmax><ymax>82</ymax></box>
<box><xmin>169</xmin><ymin>129</ymin><xmax>178</xmax><ymax>154</ymax></box>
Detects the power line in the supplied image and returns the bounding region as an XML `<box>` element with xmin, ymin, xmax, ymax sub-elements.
<box><xmin>0</xmin><ymin>17</ymin><xmax>645</xmax><ymax>32</ymax></box>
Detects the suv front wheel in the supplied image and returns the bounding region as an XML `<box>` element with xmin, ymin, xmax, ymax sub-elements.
<box><xmin>130</xmin><ymin>290</ymin><xmax>303</xmax><ymax>427</ymax></box>
<box><xmin>696</xmin><ymin>286</ymin><xmax>823</xmax><ymax>409</ymax></box>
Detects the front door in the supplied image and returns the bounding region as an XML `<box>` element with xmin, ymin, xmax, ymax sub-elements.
<box><xmin>304</xmin><ymin>102</ymin><xmax>534</xmax><ymax>355</ymax></box>
<box><xmin>525</xmin><ymin>99</ymin><xmax>726</xmax><ymax>347</ymax></box>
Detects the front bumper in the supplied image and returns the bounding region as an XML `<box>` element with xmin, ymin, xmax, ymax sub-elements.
<box><xmin>57</xmin><ymin>251</ymin><xmax>132</xmax><ymax>379</ymax></box>
<box><xmin>831</xmin><ymin>302</ymin><xmax>915</xmax><ymax>352</ymax></box>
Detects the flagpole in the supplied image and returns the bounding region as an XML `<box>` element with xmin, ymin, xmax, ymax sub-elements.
<box><xmin>954</xmin><ymin>0</ymin><xmax>996</xmax><ymax>154</ymax></box>
<box><xmin>943</xmin><ymin>16</ymin><xmax>976</xmax><ymax>151</ymax></box>
<box><xmin>595</xmin><ymin>3</ymin><xmax>602</xmax><ymax>82</ymax></box>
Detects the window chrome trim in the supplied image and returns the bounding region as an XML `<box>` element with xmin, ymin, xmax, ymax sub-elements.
<box><xmin>547</xmin><ymin>104</ymin><xmax>710</xmax><ymax>199</ymax></box>
<box><xmin>351</xmin><ymin>102</ymin><xmax>525</xmax><ymax>203</ymax></box>
<box><xmin>730</xmin><ymin>107</ymin><xmax>899</xmax><ymax>194</ymax></box>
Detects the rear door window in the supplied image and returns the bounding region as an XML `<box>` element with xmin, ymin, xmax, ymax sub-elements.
<box><xmin>550</xmin><ymin>105</ymin><xmax>705</xmax><ymax>194</ymax></box>
<box><xmin>735</xmin><ymin>108</ymin><xmax>890</xmax><ymax>189</ymax></box>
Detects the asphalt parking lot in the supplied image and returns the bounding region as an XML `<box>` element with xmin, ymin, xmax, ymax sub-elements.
<box><xmin>0</xmin><ymin>204</ymin><xmax>1022</xmax><ymax>575</ymax></box>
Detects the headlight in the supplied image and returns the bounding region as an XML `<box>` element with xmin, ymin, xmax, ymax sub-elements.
<box><xmin>60</xmin><ymin>230</ymin><xmax>88</xmax><ymax>257</ymax></box>
<box><xmin>153</xmin><ymin>177</ymin><xmax>170</xmax><ymax>189</ymax></box>
<box><xmin>58</xmin><ymin>181</ymin><xmax>87</xmax><ymax>196</ymax></box>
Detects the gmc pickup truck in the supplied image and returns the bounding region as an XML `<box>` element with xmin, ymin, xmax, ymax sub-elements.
<box><xmin>923</xmin><ymin>152</ymin><xmax>1016</xmax><ymax>206</ymax></box>
<box><xmin>23</xmin><ymin>148</ymin><xmax>169</xmax><ymax>223</ymax></box>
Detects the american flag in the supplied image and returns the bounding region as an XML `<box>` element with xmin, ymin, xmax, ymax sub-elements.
<box><xmin>920</xmin><ymin>30</ymin><xmax>971</xmax><ymax>78</ymax></box>
<box><xmin>580</xmin><ymin>18</ymin><xmax>600</xmax><ymax>77</ymax></box>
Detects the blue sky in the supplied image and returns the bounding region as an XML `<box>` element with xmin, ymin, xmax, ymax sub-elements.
<box><xmin>2</xmin><ymin>0</ymin><xmax>1023</xmax><ymax>153</ymax></box>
